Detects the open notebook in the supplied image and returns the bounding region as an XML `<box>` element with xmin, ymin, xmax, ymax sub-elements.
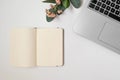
<box><xmin>10</xmin><ymin>28</ymin><xmax>64</xmax><ymax>67</ymax></box>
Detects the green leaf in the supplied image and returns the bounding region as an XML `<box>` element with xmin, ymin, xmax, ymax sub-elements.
<box><xmin>57</xmin><ymin>5</ymin><xmax>66</xmax><ymax>11</ymax></box>
<box><xmin>49</xmin><ymin>7</ymin><xmax>57</xmax><ymax>13</ymax></box>
<box><xmin>46</xmin><ymin>16</ymin><xmax>54</xmax><ymax>22</ymax></box>
<box><xmin>70</xmin><ymin>0</ymin><xmax>81</xmax><ymax>8</ymax></box>
<box><xmin>43</xmin><ymin>0</ymin><xmax>56</xmax><ymax>3</ymax></box>
<box><xmin>62</xmin><ymin>0</ymin><xmax>70</xmax><ymax>8</ymax></box>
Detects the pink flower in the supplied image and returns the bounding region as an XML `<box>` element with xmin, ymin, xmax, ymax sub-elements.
<box><xmin>57</xmin><ymin>10</ymin><xmax>63</xmax><ymax>14</ymax></box>
<box><xmin>47</xmin><ymin>13</ymin><xmax>56</xmax><ymax>18</ymax></box>
<box><xmin>46</xmin><ymin>9</ymin><xmax>56</xmax><ymax>18</ymax></box>
<box><xmin>50</xmin><ymin>4</ymin><xmax>55</xmax><ymax>9</ymax></box>
<box><xmin>55</xmin><ymin>0</ymin><xmax>61</xmax><ymax>5</ymax></box>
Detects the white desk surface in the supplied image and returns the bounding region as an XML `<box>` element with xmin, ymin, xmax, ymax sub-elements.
<box><xmin>1</xmin><ymin>0</ymin><xmax>120</xmax><ymax>80</ymax></box>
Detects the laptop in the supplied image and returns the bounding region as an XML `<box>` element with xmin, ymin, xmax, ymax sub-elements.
<box><xmin>73</xmin><ymin>0</ymin><xmax>120</xmax><ymax>54</ymax></box>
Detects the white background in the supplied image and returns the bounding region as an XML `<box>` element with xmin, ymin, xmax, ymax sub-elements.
<box><xmin>1</xmin><ymin>0</ymin><xmax>120</xmax><ymax>80</ymax></box>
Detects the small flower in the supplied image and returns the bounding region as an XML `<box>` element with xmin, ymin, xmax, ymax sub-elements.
<box><xmin>47</xmin><ymin>13</ymin><xmax>56</xmax><ymax>18</ymax></box>
<box><xmin>46</xmin><ymin>9</ymin><xmax>51</xmax><ymax>15</ymax></box>
<box><xmin>57</xmin><ymin>10</ymin><xmax>63</xmax><ymax>15</ymax></box>
<box><xmin>55</xmin><ymin>0</ymin><xmax>61</xmax><ymax>5</ymax></box>
<box><xmin>46</xmin><ymin>9</ymin><xmax>56</xmax><ymax>18</ymax></box>
<box><xmin>50</xmin><ymin>4</ymin><xmax>55</xmax><ymax>9</ymax></box>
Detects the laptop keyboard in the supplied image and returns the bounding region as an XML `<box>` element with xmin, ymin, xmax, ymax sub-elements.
<box><xmin>88</xmin><ymin>0</ymin><xmax>120</xmax><ymax>22</ymax></box>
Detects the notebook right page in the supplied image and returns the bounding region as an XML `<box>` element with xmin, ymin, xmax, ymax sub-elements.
<box><xmin>36</xmin><ymin>28</ymin><xmax>64</xmax><ymax>66</ymax></box>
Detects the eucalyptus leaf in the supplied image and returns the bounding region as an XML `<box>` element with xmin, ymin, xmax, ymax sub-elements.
<box><xmin>43</xmin><ymin>0</ymin><xmax>56</xmax><ymax>3</ymax></box>
<box><xmin>49</xmin><ymin>7</ymin><xmax>57</xmax><ymax>13</ymax></box>
<box><xmin>70</xmin><ymin>0</ymin><xmax>81</xmax><ymax>8</ymax></box>
<box><xmin>57</xmin><ymin>5</ymin><xmax>66</xmax><ymax>11</ymax></box>
<box><xmin>62</xmin><ymin>0</ymin><xmax>70</xmax><ymax>8</ymax></box>
<box><xmin>46</xmin><ymin>16</ymin><xmax>54</xmax><ymax>22</ymax></box>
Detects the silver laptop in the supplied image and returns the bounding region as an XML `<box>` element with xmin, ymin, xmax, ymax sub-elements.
<box><xmin>73</xmin><ymin>0</ymin><xmax>120</xmax><ymax>54</ymax></box>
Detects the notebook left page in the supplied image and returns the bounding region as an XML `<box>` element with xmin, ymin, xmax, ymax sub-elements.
<box><xmin>10</xmin><ymin>28</ymin><xmax>36</xmax><ymax>67</ymax></box>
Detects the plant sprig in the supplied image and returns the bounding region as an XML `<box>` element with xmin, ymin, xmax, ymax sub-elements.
<box><xmin>43</xmin><ymin>0</ymin><xmax>81</xmax><ymax>22</ymax></box>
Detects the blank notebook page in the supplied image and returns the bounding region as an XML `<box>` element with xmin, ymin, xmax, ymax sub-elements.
<box><xmin>36</xmin><ymin>28</ymin><xmax>63</xmax><ymax>66</ymax></box>
<box><xmin>10</xmin><ymin>28</ymin><xmax>36</xmax><ymax>67</ymax></box>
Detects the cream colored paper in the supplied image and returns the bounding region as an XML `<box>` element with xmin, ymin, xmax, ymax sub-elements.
<box><xmin>10</xmin><ymin>28</ymin><xmax>36</xmax><ymax>67</ymax></box>
<box><xmin>10</xmin><ymin>28</ymin><xmax>63</xmax><ymax>67</ymax></box>
<box><xmin>36</xmin><ymin>28</ymin><xmax>63</xmax><ymax>66</ymax></box>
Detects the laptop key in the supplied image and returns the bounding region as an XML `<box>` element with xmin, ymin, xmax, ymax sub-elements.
<box><xmin>115</xmin><ymin>10</ymin><xmax>120</xmax><ymax>15</ymax></box>
<box><xmin>91</xmin><ymin>0</ymin><xmax>97</xmax><ymax>4</ymax></box>
<box><xmin>97</xmin><ymin>2</ymin><xmax>102</xmax><ymax>6</ymax></box>
<box><xmin>106</xmin><ymin>0</ymin><xmax>111</xmax><ymax>5</ymax></box>
<box><xmin>102</xmin><ymin>4</ymin><xmax>106</xmax><ymax>8</ymax></box>
<box><xmin>109</xmin><ymin>13</ymin><xmax>120</xmax><ymax>22</ymax></box>
<box><xmin>115</xmin><ymin>5</ymin><xmax>120</xmax><ymax>9</ymax></box>
<box><xmin>111</xmin><ymin>8</ymin><xmax>115</xmax><ymax>13</ymax></box>
<box><xmin>106</xmin><ymin>6</ymin><xmax>111</xmax><ymax>11</ymax></box>
<box><xmin>110</xmin><ymin>3</ymin><xmax>115</xmax><ymax>7</ymax></box>
<box><xmin>104</xmin><ymin>10</ymin><xmax>109</xmax><ymax>15</ymax></box>
<box><xmin>89</xmin><ymin>3</ymin><xmax>95</xmax><ymax>8</ymax></box>
<box><xmin>100</xmin><ymin>8</ymin><xmax>104</xmax><ymax>13</ymax></box>
<box><xmin>101</xmin><ymin>0</ymin><xmax>106</xmax><ymax>3</ymax></box>
<box><xmin>95</xmin><ymin>6</ymin><xmax>100</xmax><ymax>10</ymax></box>
<box><xmin>116</xmin><ymin>0</ymin><xmax>120</xmax><ymax>4</ymax></box>
<box><xmin>111</xmin><ymin>0</ymin><xmax>116</xmax><ymax>2</ymax></box>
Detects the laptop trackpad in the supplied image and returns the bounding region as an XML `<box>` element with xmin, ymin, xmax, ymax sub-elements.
<box><xmin>99</xmin><ymin>22</ymin><xmax>120</xmax><ymax>50</ymax></box>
